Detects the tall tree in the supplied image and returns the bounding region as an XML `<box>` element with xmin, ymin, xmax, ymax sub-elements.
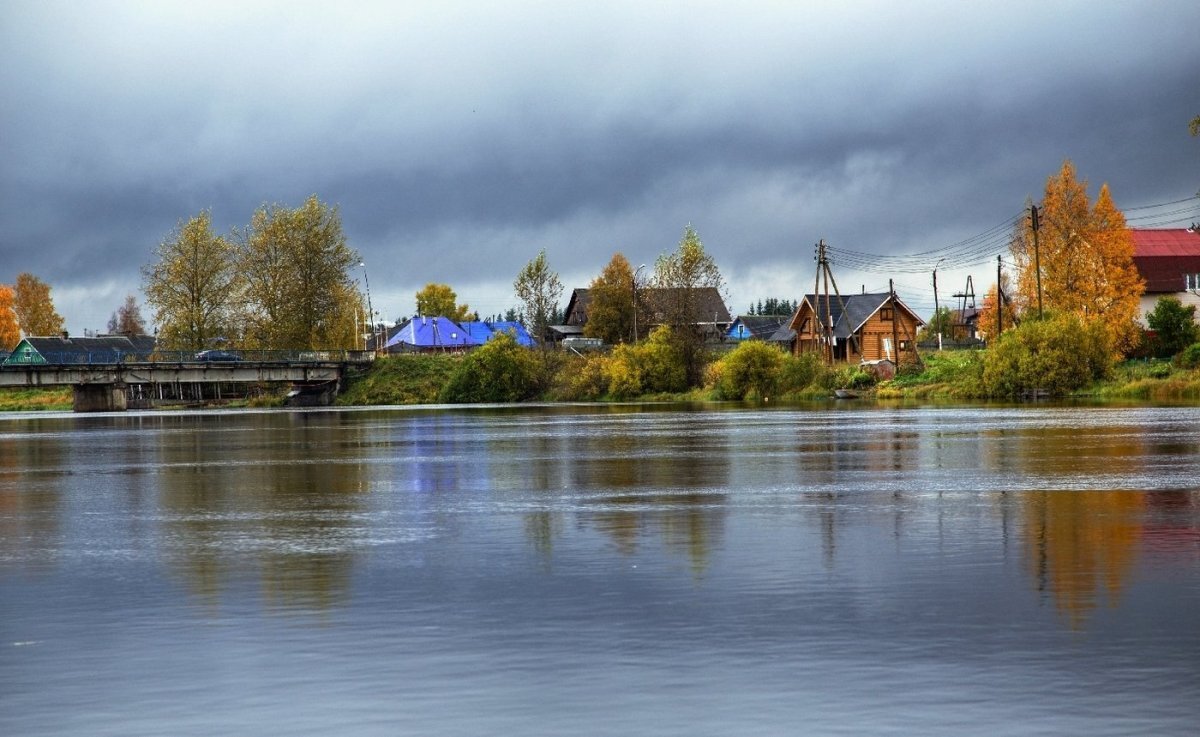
<box><xmin>13</xmin><ymin>273</ymin><xmax>65</xmax><ymax>337</ymax></box>
<box><xmin>143</xmin><ymin>211</ymin><xmax>243</xmax><ymax>351</ymax></box>
<box><xmin>415</xmin><ymin>283</ymin><xmax>471</xmax><ymax>321</ymax></box>
<box><xmin>1009</xmin><ymin>161</ymin><xmax>1144</xmax><ymax>354</ymax></box>
<box><xmin>514</xmin><ymin>250</ymin><xmax>564</xmax><ymax>348</ymax></box>
<box><xmin>584</xmin><ymin>253</ymin><xmax>636</xmax><ymax>345</ymax></box>
<box><xmin>240</xmin><ymin>195</ymin><xmax>360</xmax><ymax>349</ymax></box>
<box><xmin>107</xmin><ymin>294</ymin><xmax>147</xmax><ymax>335</ymax></box>
<box><xmin>653</xmin><ymin>225</ymin><xmax>725</xmax><ymax>385</ymax></box>
<box><xmin>0</xmin><ymin>285</ymin><xmax>20</xmax><ymax>350</ymax></box>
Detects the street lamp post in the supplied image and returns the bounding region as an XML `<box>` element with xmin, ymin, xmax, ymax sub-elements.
<box><xmin>632</xmin><ymin>264</ymin><xmax>646</xmax><ymax>343</ymax></box>
<box><xmin>359</xmin><ymin>260</ymin><xmax>378</xmax><ymax>353</ymax></box>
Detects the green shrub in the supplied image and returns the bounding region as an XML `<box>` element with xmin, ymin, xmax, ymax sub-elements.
<box><xmin>1147</xmin><ymin>296</ymin><xmax>1200</xmax><ymax>358</ymax></box>
<box><xmin>439</xmin><ymin>333</ymin><xmax>538</xmax><ymax>403</ymax></box>
<box><xmin>1147</xmin><ymin>360</ymin><xmax>1173</xmax><ymax>378</ymax></box>
<box><xmin>980</xmin><ymin>313</ymin><xmax>1113</xmax><ymax>398</ymax></box>
<box><xmin>1175</xmin><ymin>343</ymin><xmax>1200</xmax><ymax>369</ymax></box>
<box><xmin>778</xmin><ymin>352</ymin><xmax>823</xmax><ymax>394</ymax></box>
<box><xmin>548</xmin><ymin>353</ymin><xmax>610</xmax><ymax>401</ymax></box>
<box><xmin>607</xmin><ymin>326</ymin><xmax>686</xmax><ymax>398</ymax></box>
<box><xmin>715</xmin><ymin>341</ymin><xmax>786</xmax><ymax>399</ymax></box>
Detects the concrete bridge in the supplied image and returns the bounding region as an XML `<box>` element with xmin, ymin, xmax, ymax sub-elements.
<box><xmin>0</xmin><ymin>350</ymin><xmax>374</xmax><ymax>411</ymax></box>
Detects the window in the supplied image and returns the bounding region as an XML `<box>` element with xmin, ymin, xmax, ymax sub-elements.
<box><xmin>880</xmin><ymin>308</ymin><xmax>894</xmax><ymax>322</ymax></box>
<box><xmin>1187</xmin><ymin>274</ymin><xmax>1200</xmax><ymax>291</ymax></box>
<box><xmin>898</xmin><ymin>340</ymin><xmax>909</xmax><ymax>352</ymax></box>
<box><xmin>800</xmin><ymin>317</ymin><xmax>811</xmax><ymax>333</ymax></box>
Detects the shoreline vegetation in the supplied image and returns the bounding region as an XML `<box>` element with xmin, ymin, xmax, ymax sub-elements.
<box><xmin>9</xmin><ymin>321</ymin><xmax>1200</xmax><ymax>413</ymax></box>
<box><xmin>7</xmin><ymin>352</ymin><xmax>1200</xmax><ymax>415</ymax></box>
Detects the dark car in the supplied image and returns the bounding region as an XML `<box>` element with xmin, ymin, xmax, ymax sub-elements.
<box><xmin>195</xmin><ymin>349</ymin><xmax>243</xmax><ymax>362</ymax></box>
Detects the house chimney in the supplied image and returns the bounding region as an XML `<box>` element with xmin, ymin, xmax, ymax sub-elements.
<box><xmin>61</xmin><ymin>331</ymin><xmax>69</xmax><ymax>340</ymax></box>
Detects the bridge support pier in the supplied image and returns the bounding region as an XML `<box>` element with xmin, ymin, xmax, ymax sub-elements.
<box><xmin>73</xmin><ymin>383</ymin><xmax>127</xmax><ymax>412</ymax></box>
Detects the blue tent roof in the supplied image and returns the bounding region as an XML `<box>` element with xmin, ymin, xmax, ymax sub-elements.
<box><xmin>457</xmin><ymin>321</ymin><xmax>535</xmax><ymax>347</ymax></box>
<box><xmin>386</xmin><ymin>316</ymin><xmax>478</xmax><ymax>350</ymax></box>
<box><xmin>486</xmin><ymin>321</ymin><xmax>535</xmax><ymax>347</ymax></box>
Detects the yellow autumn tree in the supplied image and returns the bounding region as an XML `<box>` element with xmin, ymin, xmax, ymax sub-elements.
<box><xmin>240</xmin><ymin>196</ymin><xmax>361</xmax><ymax>350</ymax></box>
<box><xmin>0</xmin><ymin>285</ymin><xmax>21</xmax><ymax>350</ymax></box>
<box><xmin>1010</xmin><ymin>160</ymin><xmax>1144</xmax><ymax>354</ymax></box>
<box><xmin>143</xmin><ymin>212</ymin><xmax>244</xmax><ymax>351</ymax></box>
<box><xmin>584</xmin><ymin>252</ymin><xmax>636</xmax><ymax>345</ymax></box>
<box><xmin>13</xmin><ymin>273</ymin><xmax>65</xmax><ymax>337</ymax></box>
<box><xmin>414</xmin><ymin>283</ymin><xmax>472</xmax><ymax>322</ymax></box>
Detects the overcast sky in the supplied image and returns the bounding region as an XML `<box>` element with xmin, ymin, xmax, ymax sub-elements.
<box><xmin>2</xmin><ymin>0</ymin><xmax>1198</xmax><ymax>335</ymax></box>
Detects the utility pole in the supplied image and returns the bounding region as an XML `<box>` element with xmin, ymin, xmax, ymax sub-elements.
<box><xmin>359</xmin><ymin>260</ymin><xmax>378</xmax><ymax>353</ymax></box>
<box><xmin>1031</xmin><ymin>204</ymin><xmax>1043</xmax><ymax>319</ymax></box>
<box><xmin>996</xmin><ymin>254</ymin><xmax>1003</xmax><ymax>341</ymax></box>
<box><xmin>821</xmin><ymin>240</ymin><xmax>834</xmax><ymax>363</ymax></box>
<box><xmin>890</xmin><ymin>278</ymin><xmax>900</xmax><ymax>365</ymax></box>
<box><xmin>932</xmin><ymin>261</ymin><xmax>942</xmax><ymax>351</ymax></box>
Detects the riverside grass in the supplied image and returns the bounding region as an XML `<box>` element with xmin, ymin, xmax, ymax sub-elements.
<box><xmin>0</xmin><ymin>387</ymin><xmax>73</xmax><ymax>411</ymax></box>
<box><xmin>6</xmin><ymin>350</ymin><xmax>1199</xmax><ymax>412</ymax></box>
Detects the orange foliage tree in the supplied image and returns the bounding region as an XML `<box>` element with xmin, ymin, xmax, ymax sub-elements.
<box><xmin>0</xmin><ymin>285</ymin><xmax>20</xmax><ymax>350</ymax></box>
<box><xmin>976</xmin><ymin>271</ymin><xmax>1018</xmax><ymax>342</ymax></box>
<box><xmin>1009</xmin><ymin>161</ymin><xmax>1143</xmax><ymax>354</ymax></box>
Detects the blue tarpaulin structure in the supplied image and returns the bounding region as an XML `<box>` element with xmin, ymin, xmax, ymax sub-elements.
<box><xmin>386</xmin><ymin>316</ymin><xmax>479</xmax><ymax>352</ymax></box>
<box><xmin>459</xmin><ymin>321</ymin><xmax>536</xmax><ymax>347</ymax></box>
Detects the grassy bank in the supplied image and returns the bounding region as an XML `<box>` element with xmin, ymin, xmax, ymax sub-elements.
<box><xmin>0</xmin><ymin>387</ymin><xmax>74</xmax><ymax>411</ymax></box>
<box><xmin>336</xmin><ymin>354</ymin><xmax>461</xmax><ymax>405</ymax></box>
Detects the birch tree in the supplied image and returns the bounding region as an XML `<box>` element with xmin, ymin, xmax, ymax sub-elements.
<box><xmin>239</xmin><ymin>195</ymin><xmax>361</xmax><ymax>349</ymax></box>
<box><xmin>513</xmin><ymin>249</ymin><xmax>563</xmax><ymax>347</ymax></box>
<box><xmin>142</xmin><ymin>212</ymin><xmax>242</xmax><ymax>350</ymax></box>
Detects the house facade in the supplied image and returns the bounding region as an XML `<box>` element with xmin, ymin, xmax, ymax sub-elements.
<box><xmin>1130</xmin><ymin>227</ymin><xmax>1200</xmax><ymax>324</ymax></box>
<box><xmin>789</xmin><ymin>292</ymin><xmax>923</xmax><ymax>363</ymax></box>
<box><xmin>725</xmin><ymin>315</ymin><xmax>789</xmax><ymax>342</ymax></box>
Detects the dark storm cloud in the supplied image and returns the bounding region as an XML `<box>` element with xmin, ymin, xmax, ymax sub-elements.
<box><xmin>2</xmin><ymin>1</ymin><xmax>1198</xmax><ymax>329</ymax></box>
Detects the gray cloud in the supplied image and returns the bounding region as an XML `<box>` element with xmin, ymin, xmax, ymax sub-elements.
<box><xmin>2</xmin><ymin>0</ymin><xmax>1198</xmax><ymax>331</ymax></box>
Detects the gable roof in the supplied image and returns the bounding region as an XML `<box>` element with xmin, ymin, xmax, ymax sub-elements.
<box><xmin>792</xmin><ymin>292</ymin><xmax>924</xmax><ymax>339</ymax></box>
<box><xmin>4</xmin><ymin>335</ymin><xmax>157</xmax><ymax>365</ymax></box>
<box><xmin>385</xmin><ymin>316</ymin><xmax>478</xmax><ymax>350</ymax></box>
<box><xmin>1131</xmin><ymin>228</ymin><xmax>1200</xmax><ymax>293</ymax></box>
<box><xmin>564</xmin><ymin>288</ymin><xmax>591</xmax><ymax>326</ymax></box>
<box><xmin>726</xmin><ymin>315</ymin><xmax>789</xmax><ymax>340</ymax></box>
<box><xmin>642</xmin><ymin>287</ymin><xmax>732</xmax><ymax>325</ymax></box>
<box><xmin>562</xmin><ymin>286</ymin><xmax>731</xmax><ymax>328</ymax></box>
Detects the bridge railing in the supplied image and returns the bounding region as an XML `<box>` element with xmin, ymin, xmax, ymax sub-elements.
<box><xmin>3</xmin><ymin>349</ymin><xmax>376</xmax><ymax>366</ymax></box>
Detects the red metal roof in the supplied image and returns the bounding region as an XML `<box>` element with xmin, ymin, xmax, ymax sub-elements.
<box><xmin>1130</xmin><ymin>228</ymin><xmax>1200</xmax><ymax>256</ymax></box>
<box><xmin>1131</xmin><ymin>228</ymin><xmax>1200</xmax><ymax>293</ymax></box>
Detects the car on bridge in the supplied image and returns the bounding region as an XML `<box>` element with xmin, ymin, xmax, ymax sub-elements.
<box><xmin>195</xmin><ymin>349</ymin><xmax>243</xmax><ymax>362</ymax></box>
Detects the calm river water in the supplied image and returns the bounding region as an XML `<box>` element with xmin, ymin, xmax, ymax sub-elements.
<box><xmin>2</xmin><ymin>404</ymin><xmax>1199</xmax><ymax>736</ymax></box>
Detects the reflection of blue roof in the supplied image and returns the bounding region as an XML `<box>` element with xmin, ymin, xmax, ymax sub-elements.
<box><xmin>386</xmin><ymin>316</ymin><xmax>478</xmax><ymax>350</ymax></box>
<box><xmin>458</xmin><ymin>321</ymin><xmax>535</xmax><ymax>347</ymax></box>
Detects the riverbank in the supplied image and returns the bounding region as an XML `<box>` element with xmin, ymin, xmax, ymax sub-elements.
<box><xmin>5</xmin><ymin>351</ymin><xmax>1198</xmax><ymax>412</ymax></box>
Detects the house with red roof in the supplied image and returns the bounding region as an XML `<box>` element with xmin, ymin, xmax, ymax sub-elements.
<box><xmin>1130</xmin><ymin>227</ymin><xmax>1200</xmax><ymax>324</ymax></box>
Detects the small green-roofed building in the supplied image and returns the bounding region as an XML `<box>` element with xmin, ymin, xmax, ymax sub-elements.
<box><xmin>4</xmin><ymin>335</ymin><xmax>157</xmax><ymax>365</ymax></box>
